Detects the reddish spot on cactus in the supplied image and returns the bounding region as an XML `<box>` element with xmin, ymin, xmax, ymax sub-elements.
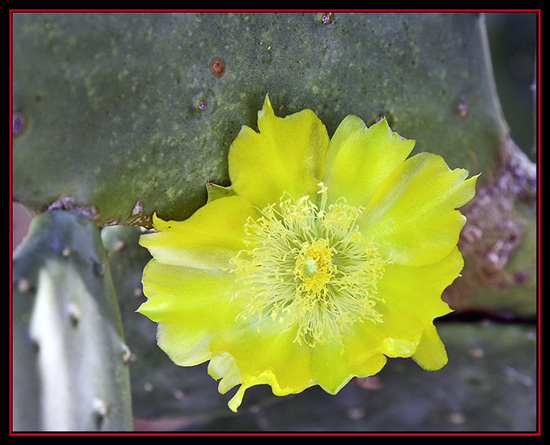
<box><xmin>208</xmin><ymin>56</ymin><xmax>226</xmax><ymax>78</ymax></box>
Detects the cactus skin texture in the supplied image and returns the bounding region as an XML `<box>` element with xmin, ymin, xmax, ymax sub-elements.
<box><xmin>12</xmin><ymin>210</ymin><xmax>133</xmax><ymax>431</ymax></box>
<box><xmin>12</xmin><ymin>12</ymin><xmax>507</xmax><ymax>226</ymax></box>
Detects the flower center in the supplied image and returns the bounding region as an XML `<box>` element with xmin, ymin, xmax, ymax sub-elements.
<box><xmin>230</xmin><ymin>183</ymin><xmax>388</xmax><ymax>346</ymax></box>
<box><xmin>294</xmin><ymin>239</ymin><xmax>336</xmax><ymax>294</ymax></box>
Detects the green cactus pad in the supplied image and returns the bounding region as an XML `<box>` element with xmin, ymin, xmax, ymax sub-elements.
<box><xmin>12</xmin><ymin>210</ymin><xmax>133</xmax><ymax>431</ymax></box>
<box><xmin>12</xmin><ymin>12</ymin><xmax>508</xmax><ymax>226</ymax></box>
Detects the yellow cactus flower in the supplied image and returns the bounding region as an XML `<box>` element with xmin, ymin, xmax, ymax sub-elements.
<box><xmin>138</xmin><ymin>95</ymin><xmax>477</xmax><ymax>412</ymax></box>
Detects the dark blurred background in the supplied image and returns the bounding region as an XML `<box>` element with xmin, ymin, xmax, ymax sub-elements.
<box><xmin>485</xmin><ymin>12</ymin><xmax>537</xmax><ymax>158</ymax></box>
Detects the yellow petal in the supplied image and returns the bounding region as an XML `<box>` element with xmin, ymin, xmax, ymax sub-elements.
<box><xmin>359</xmin><ymin>152</ymin><xmax>477</xmax><ymax>266</ymax></box>
<box><xmin>377</xmin><ymin>247</ymin><xmax>461</xmax><ymax>324</ymax></box>
<box><xmin>228</xmin><ymin>95</ymin><xmax>329</xmax><ymax>208</ymax></box>
<box><xmin>310</xmin><ymin>306</ymin><xmax>425</xmax><ymax>394</ymax></box>
<box><xmin>373</xmin><ymin>249</ymin><xmax>462</xmax><ymax>371</ymax></box>
<box><xmin>412</xmin><ymin>323</ymin><xmax>449</xmax><ymax>371</ymax></box>
<box><xmin>138</xmin><ymin>260</ymin><xmax>242</xmax><ymax>366</ymax></box>
<box><xmin>208</xmin><ymin>351</ymin><xmax>242</xmax><ymax>395</ymax></box>
<box><xmin>323</xmin><ymin>116</ymin><xmax>415</xmax><ymax>206</ymax></box>
<box><xmin>139</xmin><ymin>196</ymin><xmax>255</xmax><ymax>269</ymax></box>
<box><xmin>310</xmin><ymin>339</ymin><xmax>387</xmax><ymax>395</ymax></box>
<box><xmin>208</xmin><ymin>318</ymin><xmax>313</xmax><ymax>411</ymax></box>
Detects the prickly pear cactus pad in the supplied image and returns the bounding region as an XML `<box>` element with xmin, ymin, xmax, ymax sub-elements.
<box><xmin>12</xmin><ymin>12</ymin><xmax>506</xmax><ymax>226</ymax></box>
<box><xmin>12</xmin><ymin>211</ymin><xmax>133</xmax><ymax>431</ymax></box>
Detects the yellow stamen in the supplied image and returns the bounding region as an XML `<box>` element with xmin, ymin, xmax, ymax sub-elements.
<box><xmin>230</xmin><ymin>183</ymin><xmax>389</xmax><ymax>346</ymax></box>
